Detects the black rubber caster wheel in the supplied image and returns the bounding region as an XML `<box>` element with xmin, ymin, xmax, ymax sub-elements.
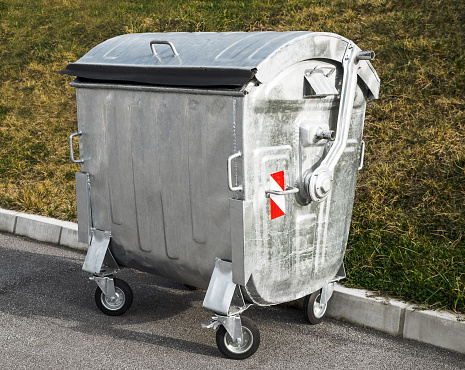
<box><xmin>303</xmin><ymin>289</ymin><xmax>327</xmax><ymax>325</ymax></box>
<box><xmin>216</xmin><ymin>316</ymin><xmax>260</xmax><ymax>360</ymax></box>
<box><xmin>95</xmin><ymin>278</ymin><xmax>133</xmax><ymax>316</ymax></box>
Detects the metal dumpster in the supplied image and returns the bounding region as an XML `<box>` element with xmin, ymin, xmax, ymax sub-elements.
<box><xmin>62</xmin><ymin>31</ymin><xmax>380</xmax><ymax>359</ymax></box>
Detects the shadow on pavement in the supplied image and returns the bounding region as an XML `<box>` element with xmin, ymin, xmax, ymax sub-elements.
<box><xmin>0</xmin><ymin>235</ymin><xmax>221</xmax><ymax>358</ymax></box>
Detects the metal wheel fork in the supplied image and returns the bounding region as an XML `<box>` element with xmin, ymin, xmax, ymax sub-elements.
<box><xmin>92</xmin><ymin>275</ymin><xmax>133</xmax><ymax>316</ymax></box>
<box><xmin>202</xmin><ymin>314</ymin><xmax>244</xmax><ymax>345</ymax></box>
<box><xmin>203</xmin><ymin>314</ymin><xmax>260</xmax><ymax>359</ymax></box>
<box><xmin>202</xmin><ymin>282</ymin><xmax>251</xmax><ymax>345</ymax></box>
<box><xmin>91</xmin><ymin>274</ymin><xmax>117</xmax><ymax>302</ymax></box>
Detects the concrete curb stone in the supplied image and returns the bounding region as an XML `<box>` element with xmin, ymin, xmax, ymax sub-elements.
<box><xmin>0</xmin><ymin>208</ymin><xmax>464</xmax><ymax>355</ymax></box>
<box><xmin>0</xmin><ymin>209</ymin><xmax>88</xmax><ymax>251</ymax></box>
<box><xmin>0</xmin><ymin>209</ymin><xmax>19</xmax><ymax>234</ymax></box>
<box><xmin>326</xmin><ymin>284</ymin><xmax>465</xmax><ymax>355</ymax></box>
<box><xmin>58</xmin><ymin>220</ymin><xmax>89</xmax><ymax>251</ymax></box>
<box><xmin>15</xmin><ymin>213</ymin><xmax>63</xmax><ymax>244</ymax></box>
<box><xmin>326</xmin><ymin>284</ymin><xmax>409</xmax><ymax>336</ymax></box>
<box><xmin>403</xmin><ymin>307</ymin><xmax>465</xmax><ymax>354</ymax></box>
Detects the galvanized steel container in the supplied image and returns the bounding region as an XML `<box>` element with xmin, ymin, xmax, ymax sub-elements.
<box><xmin>63</xmin><ymin>31</ymin><xmax>379</xmax><ymax>358</ymax></box>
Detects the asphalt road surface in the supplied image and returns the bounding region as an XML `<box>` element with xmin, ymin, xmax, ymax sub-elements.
<box><xmin>0</xmin><ymin>232</ymin><xmax>463</xmax><ymax>369</ymax></box>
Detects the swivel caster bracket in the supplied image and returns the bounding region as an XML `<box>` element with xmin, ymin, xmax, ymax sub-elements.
<box><xmin>90</xmin><ymin>275</ymin><xmax>117</xmax><ymax>301</ymax></box>
<box><xmin>202</xmin><ymin>314</ymin><xmax>244</xmax><ymax>344</ymax></box>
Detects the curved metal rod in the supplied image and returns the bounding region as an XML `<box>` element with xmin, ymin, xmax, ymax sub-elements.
<box><xmin>306</xmin><ymin>44</ymin><xmax>364</xmax><ymax>202</ymax></box>
<box><xmin>320</xmin><ymin>44</ymin><xmax>359</xmax><ymax>173</ymax></box>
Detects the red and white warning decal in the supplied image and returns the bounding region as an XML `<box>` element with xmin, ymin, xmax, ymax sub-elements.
<box><xmin>270</xmin><ymin>171</ymin><xmax>286</xmax><ymax>220</ymax></box>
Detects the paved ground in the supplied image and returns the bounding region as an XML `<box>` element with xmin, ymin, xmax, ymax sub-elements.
<box><xmin>0</xmin><ymin>232</ymin><xmax>464</xmax><ymax>369</ymax></box>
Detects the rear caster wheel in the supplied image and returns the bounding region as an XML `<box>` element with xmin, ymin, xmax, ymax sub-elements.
<box><xmin>304</xmin><ymin>289</ymin><xmax>327</xmax><ymax>325</ymax></box>
<box><xmin>95</xmin><ymin>278</ymin><xmax>133</xmax><ymax>316</ymax></box>
<box><xmin>216</xmin><ymin>316</ymin><xmax>260</xmax><ymax>360</ymax></box>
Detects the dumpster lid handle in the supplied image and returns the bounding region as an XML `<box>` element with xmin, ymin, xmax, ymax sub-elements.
<box><xmin>150</xmin><ymin>40</ymin><xmax>179</xmax><ymax>57</ymax></box>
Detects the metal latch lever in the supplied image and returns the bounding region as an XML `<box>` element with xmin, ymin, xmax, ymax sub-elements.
<box><xmin>265</xmin><ymin>186</ymin><xmax>299</xmax><ymax>198</ymax></box>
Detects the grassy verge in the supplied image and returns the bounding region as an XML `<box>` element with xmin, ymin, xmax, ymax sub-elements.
<box><xmin>1</xmin><ymin>0</ymin><xmax>464</xmax><ymax>313</ymax></box>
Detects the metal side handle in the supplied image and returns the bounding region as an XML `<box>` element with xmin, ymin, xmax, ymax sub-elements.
<box><xmin>150</xmin><ymin>40</ymin><xmax>179</xmax><ymax>56</ymax></box>
<box><xmin>358</xmin><ymin>140</ymin><xmax>366</xmax><ymax>171</ymax></box>
<box><xmin>227</xmin><ymin>152</ymin><xmax>243</xmax><ymax>192</ymax></box>
<box><xmin>69</xmin><ymin>131</ymin><xmax>84</xmax><ymax>164</ymax></box>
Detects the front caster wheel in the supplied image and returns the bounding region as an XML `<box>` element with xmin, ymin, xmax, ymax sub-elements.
<box><xmin>216</xmin><ymin>316</ymin><xmax>260</xmax><ymax>360</ymax></box>
<box><xmin>303</xmin><ymin>289</ymin><xmax>327</xmax><ymax>325</ymax></box>
<box><xmin>95</xmin><ymin>278</ymin><xmax>133</xmax><ymax>316</ymax></box>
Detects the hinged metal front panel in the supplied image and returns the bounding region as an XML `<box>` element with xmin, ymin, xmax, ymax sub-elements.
<box><xmin>239</xmin><ymin>57</ymin><xmax>369</xmax><ymax>305</ymax></box>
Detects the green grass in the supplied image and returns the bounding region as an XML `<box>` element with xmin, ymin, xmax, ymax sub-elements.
<box><xmin>1</xmin><ymin>0</ymin><xmax>464</xmax><ymax>313</ymax></box>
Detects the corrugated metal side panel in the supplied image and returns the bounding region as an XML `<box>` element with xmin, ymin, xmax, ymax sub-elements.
<box><xmin>76</xmin><ymin>85</ymin><xmax>244</xmax><ymax>288</ymax></box>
